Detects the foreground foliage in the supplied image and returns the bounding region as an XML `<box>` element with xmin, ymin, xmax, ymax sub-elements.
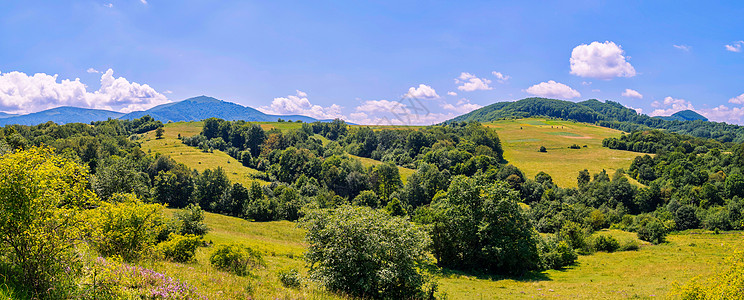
<box><xmin>301</xmin><ymin>205</ymin><xmax>435</xmax><ymax>299</ymax></box>
<box><xmin>676</xmin><ymin>250</ymin><xmax>744</xmax><ymax>300</ymax></box>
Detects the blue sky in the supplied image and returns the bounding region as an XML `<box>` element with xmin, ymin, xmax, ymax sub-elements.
<box><xmin>1</xmin><ymin>1</ymin><xmax>743</xmax><ymax>124</ymax></box>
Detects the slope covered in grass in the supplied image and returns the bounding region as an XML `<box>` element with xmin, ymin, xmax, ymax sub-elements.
<box><xmin>140</xmin><ymin>121</ymin><xmax>267</xmax><ymax>186</ymax></box>
<box><xmin>488</xmin><ymin>118</ymin><xmax>642</xmax><ymax>187</ymax></box>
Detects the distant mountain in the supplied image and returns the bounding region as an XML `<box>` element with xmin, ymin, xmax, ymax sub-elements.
<box><xmin>0</xmin><ymin>106</ymin><xmax>124</xmax><ymax>126</ymax></box>
<box><xmin>0</xmin><ymin>112</ymin><xmax>17</xmax><ymax>119</ymax></box>
<box><xmin>119</xmin><ymin>96</ymin><xmax>321</xmax><ymax>123</ymax></box>
<box><xmin>0</xmin><ymin>96</ymin><xmax>326</xmax><ymax>126</ymax></box>
<box><xmin>655</xmin><ymin>110</ymin><xmax>708</xmax><ymax>122</ymax></box>
<box><xmin>449</xmin><ymin>97</ymin><xmax>744</xmax><ymax>143</ymax></box>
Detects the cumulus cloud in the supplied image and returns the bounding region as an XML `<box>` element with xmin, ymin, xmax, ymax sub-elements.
<box><xmin>441</xmin><ymin>98</ymin><xmax>483</xmax><ymax>114</ymax></box>
<box><xmin>447</xmin><ymin>91</ymin><xmax>457</xmax><ymax>96</ymax></box>
<box><xmin>525</xmin><ymin>80</ymin><xmax>581</xmax><ymax>99</ymax></box>
<box><xmin>649</xmin><ymin>96</ymin><xmax>694</xmax><ymax>116</ymax></box>
<box><xmin>0</xmin><ymin>68</ymin><xmax>169</xmax><ymax>114</ymax></box>
<box><xmin>624</xmin><ymin>105</ymin><xmax>643</xmax><ymax>114</ymax></box>
<box><xmin>455</xmin><ymin>72</ymin><xmax>492</xmax><ymax>92</ymax></box>
<box><xmin>491</xmin><ymin>71</ymin><xmax>510</xmax><ymax>82</ymax></box>
<box><xmin>673</xmin><ymin>44</ymin><xmax>691</xmax><ymax>51</ymax></box>
<box><xmin>87</xmin><ymin>68</ymin><xmax>100</xmax><ymax>74</ymax></box>
<box><xmin>699</xmin><ymin>105</ymin><xmax>744</xmax><ymax>124</ymax></box>
<box><xmin>569</xmin><ymin>41</ymin><xmax>636</xmax><ymax>79</ymax></box>
<box><xmin>622</xmin><ymin>88</ymin><xmax>643</xmax><ymax>99</ymax></box>
<box><xmin>258</xmin><ymin>90</ymin><xmax>342</xmax><ymax>120</ymax></box>
<box><xmin>581</xmin><ymin>81</ymin><xmax>592</xmax><ymax>86</ymax></box>
<box><xmin>404</xmin><ymin>84</ymin><xmax>439</xmax><ymax>99</ymax></box>
<box><xmin>355</xmin><ymin>99</ymin><xmax>410</xmax><ymax>115</ymax></box>
<box><xmin>729</xmin><ymin>93</ymin><xmax>744</xmax><ymax>104</ymax></box>
<box><xmin>140</xmin><ymin>0</ymin><xmax>148</xmax><ymax>4</ymax></box>
<box><xmin>725</xmin><ymin>41</ymin><xmax>743</xmax><ymax>53</ymax></box>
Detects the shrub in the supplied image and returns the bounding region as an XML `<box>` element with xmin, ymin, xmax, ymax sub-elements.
<box><xmin>157</xmin><ymin>233</ymin><xmax>202</xmax><ymax>263</ymax></box>
<box><xmin>174</xmin><ymin>203</ymin><xmax>210</xmax><ymax>237</ymax></box>
<box><xmin>676</xmin><ymin>251</ymin><xmax>744</xmax><ymax>299</ymax></box>
<box><xmin>539</xmin><ymin>146</ymin><xmax>547</xmax><ymax>152</ymax></box>
<box><xmin>591</xmin><ymin>234</ymin><xmax>620</xmax><ymax>252</ymax></box>
<box><xmin>89</xmin><ymin>194</ymin><xmax>166</xmax><ymax>262</ymax></box>
<box><xmin>618</xmin><ymin>238</ymin><xmax>640</xmax><ymax>251</ymax></box>
<box><xmin>538</xmin><ymin>235</ymin><xmax>577</xmax><ymax>270</ymax></box>
<box><xmin>278</xmin><ymin>268</ymin><xmax>302</xmax><ymax>288</ymax></box>
<box><xmin>0</xmin><ymin>147</ymin><xmax>97</xmax><ymax>296</ymax></box>
<box><xmin>300</xmin><ymin>205</ymin><xmax>434</xmax><ymax>299</ymax></box>
<box><xmin>569</xmin><ymin>144</ymin><xmax>581</xmax><ymax>149</ymax></box>
<box><xmin>209</xmin><ymin>243</ymin><xmax>264</xmax><ymax>276</ymax></box>
<box><xmin>637</xmin><ymin>217</ymin><xmax>667</xmax><ymax>244</ymax></box>
<box><xmin>560</xmin><ymin>221</ymin><xmax>590</xmax><ymax>253</ymax></box>
<box><xmin>674</xmin><ymin>205</ymin><xmax>699</xmax><ymax>231</ymax></box>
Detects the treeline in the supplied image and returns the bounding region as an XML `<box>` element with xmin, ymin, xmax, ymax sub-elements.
<box><xmin>450</xmin><ymin>97</ymin><xmax>744</xmax><ymax>143</ymax></box>
<box><xmin>602</xmin><ymin>130</ymin><xmax>725</xmax><ymax>154</ymax></box>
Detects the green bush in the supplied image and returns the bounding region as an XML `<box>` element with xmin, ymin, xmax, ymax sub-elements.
<box><xmin>637</xmin><ymin>217</ymin><xmax>667</xmax><ymax>244</ymax></box>
<box><xmin>157</xmin><ymin>233</ymin><xmax>203</xmax><ymax>263</ymax></box>
<box><xmin>538</xmin><ymin>235</ymin><xmax>577</xmax><ymax>270</ymax></box>
<box><xmin>209</xmin><ymin>243</ymin><xmax>264</xmax><ymax>276</ymax></box>
<box><xmin>591</xmin><ymin>234</ymin><xmax>620</xmax><ymax>252</ymax></box>
<box><xmin>539</xmin><ymin>146</ymin><xmax>547</xmax><ymax>152</ymax></box>
<box><xmin>90</xmin><ymin>194</ymin><xmax>166</xmax><ymax>262</ymax></box>
<box><xmin>560</xmin><ymin>221</ymin><xmax>590</xmax><ymax>253</ymax></box>
<box><xmin>175</xmin><ymin>203</ymin><xmax>210</xmax><ymax>237</ymax></box>
<box><xmin>278</xmin><ymin>268</ymin><xmax>302</xmax><ymax>288</ymax></box>
<box><xmin>300</xmin><ymin>205</ymin><xmax>434</xmax><ymax>299</ymax></box>
<box><xmin>618</xmin><ymin>238</ymin><xmax>640</xmax><ymax>251</ymax></box>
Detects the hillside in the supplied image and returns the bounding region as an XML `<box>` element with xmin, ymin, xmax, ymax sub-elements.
<box><xmin>0</xmin><ymin>106</ymin><xmax>124</xmax><ymax>126</ymax></box>
<box><xmin>488</xmin><ymin>118</ymin><xmax>640</xmax><ymax>187</ymax></box>
<box><xmin>449</xmin><ymin>97</ymin><xmax>744</xmax><ymax>143</ymax></box>
<box><xmin>139</xmin><ymin>121</ymin><xmax>267</xmax><ymax>186</ymax></box>
<box><xmin>156</xmin><ymin>208</ymin><xmax>744</xmax><ymax>299</ymax></box>
<box><xmin>121</xmin><ymin>96</ymin><xmax>321</xmax><ymax>123</ymax></box>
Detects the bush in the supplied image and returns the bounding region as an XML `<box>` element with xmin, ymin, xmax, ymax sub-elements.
<box><xmin>300</xmin><ymin>205</ymin><xmax>434</xmax><ymax>299</ymax></box>
<box><xmin>174</xmin><ymin>203</ymin><xmax>210</xmax><ymax>237</ymax></box>
<box><xmin>637</xmin><ymin>217</ymin><xmax>667</xmax><ymax>244</ymax></box>
<box><xmin>538</xmin><ymin>235</ymin><xmax>577</xmax><ymax>270</ymax></box>
<box><xmin>676</xmin><ymin>251</ymin><xmax>744</xmax><ymax>299</ymax></box>
<box><xmin>559</xmin><ymin>221</ymin><xmax>590</xmax><ymax>253</ymax></box>
<box><xmin>569</xmin><ymin>144</ymin><xmax>581</xmax><ymax>149</ymax></box>
<box><xmin>157</xmin><ymin>233</ymin><xmax>203</xmax><ymax>263</ymax></box>
<box><xmin>90</xmin><ymin>194</ymin><xmax>167</xmax><ymax>262</ymax></box>
<box><xmin>618</xmin><ymin>238</ymin><xmax>640</xmax><ymax>251</ymax></box>
<box><xmin>278</xmin><ymin>268</ymin><xmax>302</xmax><ymax>288</ymax></box>
<box><xmin>209</xmin><ymin>243</ymin><xmax>264</xmax><ymax>276</ymax></box>
<box><xmin>539</xmin><ymin>146</ymin><xmax>547</xmax><ymax>152</ymax></box>
<box><xmin>0</xmin><ymin>147</ymin><xmax>97</xmax><ymax>296</ymax></box>
<box><xmin>591</xmin><ymin>234</ymin><xmax>620</xmax><ymax>252</ymax></box>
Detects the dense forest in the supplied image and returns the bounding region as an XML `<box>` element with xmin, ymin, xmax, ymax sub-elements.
<box><xmin>450</xmin><ymin>97</ymin><xmax>744</xmax><ymax>143</ymax></box>
<box><xmin>2</xmin><ymin>115</ymin><xmax>743</xmax><ymax>299</ymax></box>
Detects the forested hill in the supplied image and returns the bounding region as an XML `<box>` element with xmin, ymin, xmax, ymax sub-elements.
<box><xmin>448</xmin><ymin>97</ymin><xmax>744</xmax><ymax>143</ymax></box>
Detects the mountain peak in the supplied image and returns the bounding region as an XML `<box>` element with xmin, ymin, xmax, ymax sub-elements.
<box><xmin>657</xmin><ymin>110</ymin><xmax>708</xmax><ymax>122</ymax></box>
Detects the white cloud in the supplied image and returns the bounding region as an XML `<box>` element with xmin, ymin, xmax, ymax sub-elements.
<box><xmin>441</xmin><ymin>98</ymin><xmax>482</xmax><ymax>114</ymax></box>
<box><xmin>258</xmin><ymin>90</ymin><xmax>343</xmax><ymax>120</ymax></box>
<box><xmin>0</xmin><ymin>68</ymin><xmax>169</xmax><ymax>114</ymax></box>
<box><xmin>699</xmin><ymin>105</ymin><xmax>744</xmax><ymax>124</ymax></box>
<box><xmin>622</xmin><ymin>88</ymin><xmax>643</xmax><ymax>99</ymax></box>
<box><xmin>581</xmin><ymin>81</ymin><xmax>592</xmax><ymax>86</ymax></box>
<box><xmin>569</xmin><ymin>41</ymin><xmax>636</xmax><ymax>79</ymax></box>
<box><xmin>355</xmin><ymin>99</ymin><xmax>410</xmax><ymax>115</ymax></box>
<box><xmin>404</xmin><ymin>84</ymin><xmax>439</xmax><ymax>99</ymax></box>
<box><xmin>104</xmin><ymin>3</ymin><xmax>113</xmax><ymax>8</ymax></box>
<box><xmin>140</xmin><ymin>0</ymin><xmax>148</xmax><ymax>4</ymax></box>
<box><xmin>592</xmin><ymin>89</ymin><xmax>601</xmax><ymax>93</ymax></box>
<box><xmin>649</xmin><ymin>96</ymin><xmax>694</xmax><ymax>116</ymax></box>
<box><xmin>624</xmin><ymin>105</ymin><xmax>643</xmax><ymax>114</ymax></box>
<box><xmin>455</xmin><ymin>72</ymin><xmax>492</xmax><ymax>92</ymax></box>
<box><xmin>525</xmin><ymin>80</ymin><xmax>581</xmax><ymax>99</ymax></box>
<box><xmin>447</xmin><ymin>91</ymin><xmax>457</xmax><ymax>96</ymax></box>
<box><xmin>163</xmin><ymin>90</ymin><xmax>173</xmax><ymax>94</ymax></box>
<box><xmin>491</xmin><ymin>71</ymin><xmax>510</xmax><ymax>82</ymax></box>
<box><xmin>673</xmin><ymin>44</ymin><xmax>691</xmax><ymax>51</ymax></box>
<box><xmin>87</xmin><ymin>68</ymin><xmax>100</xmax><ymax>74</ymax></box>
<box><xmin>729</xmin><ymin>93</ymin><xmax>744</xmax><ymax>104</ymax></box>
<box><xmin>725</xmin><ymin>41</ymin><xmax>743</xmax><ymax>53</ymax></box>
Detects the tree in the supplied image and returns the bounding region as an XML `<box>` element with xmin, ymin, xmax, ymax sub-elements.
<box><xmin>430</xmin><ymin>175</ymin><xmax>541</xmax><ymax>275</ymax></box>
<box><xmin>155</xmin><ymin>127</ymin><xmax>164</xmax><ymax>139</ymax></box>
<box><xmin>371</xmin><ymin>162</ymin><xmax>403</xmax><ymax>203</ymax></box>
<box><xmin>0</xmin><ymin>147</ymin><xmax>97</xmax><ymax>295</ymax></box>
<box><xmin>300</xmin><ymin>205</ymin><xmax>434</xmax><ymax>299</ymax></box>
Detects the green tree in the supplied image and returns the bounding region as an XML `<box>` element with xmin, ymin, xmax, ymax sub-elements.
<box><xmin>431</xmin><ymin>176</ymin><xmax>541</xmax><ymax>275</ymax></box>
<box><xmin>175</xmin><ymin>203</ymin><xmax>210</xmax><ymax>237</ymax></box>
<box><xmin>155</xmin><ymin>127</ymin><xmax>164</xmax><ymax>139</ymax></box>
<box><xmin>0</xmin><ymin>147</ymin><xmax>97</xmax><ymax>295</ymax></box>
<box><xmin>371</xmin><ymin>162</ymin><xmax>403</xmax><ymax>202</ymax></box>
<box><xmin>300</xmin><ymin>205</ymin><xmax>434</xmax><ymax>299</ymax></box>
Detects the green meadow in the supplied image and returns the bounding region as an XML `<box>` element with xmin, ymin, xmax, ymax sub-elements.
<box><xmin>155</xmin><ymin>209</ymin><xmax>743</xmax><ymax>299</ymax></box>
<box><xmin>485</xmin><ymin>118</ymin><xmax>642</xmax><ymax>187</ymax></box>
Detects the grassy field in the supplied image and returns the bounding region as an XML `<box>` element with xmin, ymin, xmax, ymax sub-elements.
<box><xmin>348</xmin><ymin>154</ymin><xmax>415</xmax><ymax>184</ymax></box>
<box><xmin>485</xmin><ymin>118</ymin><xmax>642</xmax><ymax>187</ymax></box>
<box><xmin>139</xmin><ymin>122</ymin><xmax>267</xmax><ymax>186</ymax></box>
<box><xmin>152</xmin><ymin>210</ymin><xmax>744</xmax><ymax>299</ymax></box>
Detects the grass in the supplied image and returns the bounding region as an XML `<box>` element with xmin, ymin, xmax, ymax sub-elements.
<box><xmin>139</xmin><ymin>122</ymin><xmax>267</xmax><ymax>186</ymax></box>
<box><xmin>485</xmin><ymin>118</ymin><xmax>643</xmax><ymax>187</ymax></box>
<box><xmin>348</xmin><ymin>154</ymin><xmax>415</xmax><ymax>184</ymax></box>
<box><xmin>149</xmin><ymin>210</ymin><xmax>744</xmax><ymax>299</ymax></box>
